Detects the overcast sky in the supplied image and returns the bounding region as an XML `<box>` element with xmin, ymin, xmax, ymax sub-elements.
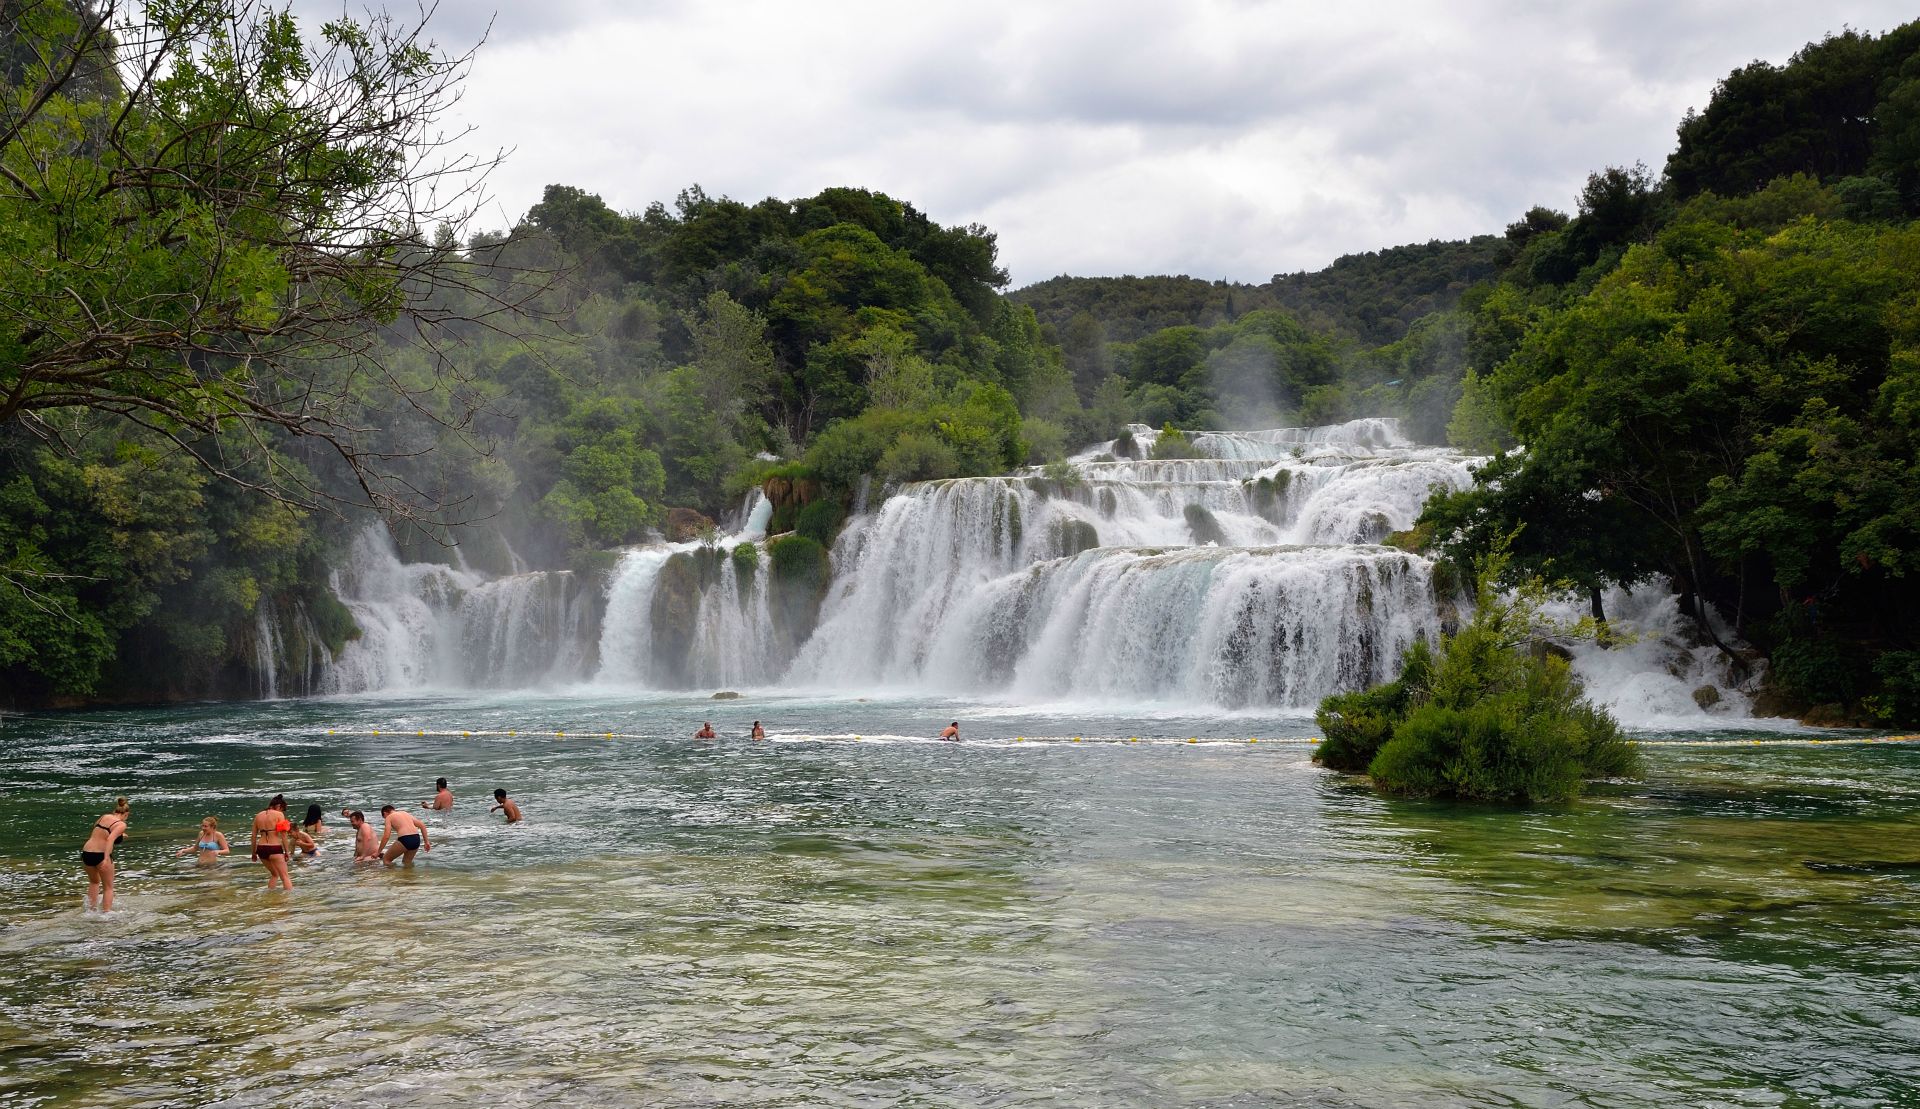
<box><xmin>352</xmin><ymin>0</ymin><xmax>1915</xmax><ymax>287</ymax></box>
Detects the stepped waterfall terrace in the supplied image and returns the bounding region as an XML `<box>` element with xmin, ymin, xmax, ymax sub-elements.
<box><xmin>260</xmin><ymin>418</ymin><xmax>1759</xmax><ymax>726</ymax></box>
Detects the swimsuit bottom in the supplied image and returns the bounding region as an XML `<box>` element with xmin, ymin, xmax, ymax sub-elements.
<box><xmin>80</xmin><ymin>850</ymin><xmax>106</xmax><ymax>867</ymax></box>
<box><xmin>255</xmin><ymin>844</ymin><xmax>284</xmax><ymax>858</ymax></box>
<box><xmin>398</xmin><ymin>834</ymin><xmax>423</xmax><ymax>851</ymax></box>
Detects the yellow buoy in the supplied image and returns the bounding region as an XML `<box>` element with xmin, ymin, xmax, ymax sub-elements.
<box><xmin>1073</xmin><ymin>736</ymin><xmax>1081</xmax><ymax>743</ymax></box>
<box><xmin>417</xmin><ymin>730</ymin><xmax>424</xmax><ymax>736</ymax></box>
<box><xmin>606</xmin><ymin>732</ymin><xmax>614</xmax><ymax>738</ymax></box>
<box><xmin>1187</xmin><ymin>737</ymin><xmax>1197</xmax><ymax>743</ymax></box>
<box><xmin>371</xmin><ymin>729</ymin><xmax>380</xmax><ymax>736</ymax></box>
<box><xmin>556</xmin><ymin>731</ymin><xmax>565</xmax><ymax>737</ymax></box>
<box><xmin>462</xmin><ymin>731</ymin><xmax>470</xmax><ymax>737</ymax></box>
<box><xmin>508</xmin><ymin>730</ymin><xmax>516</xmax><ymax>736</ymax></box>
<box><xmin>327</xmin><ymin>729</ymin><xmax>335</xmax><ymax>735</ymax></box>
<box><xmin>1249</xmin><ymin>738</ymin><xmax>1257</xmax><ymax>743</ymax></box>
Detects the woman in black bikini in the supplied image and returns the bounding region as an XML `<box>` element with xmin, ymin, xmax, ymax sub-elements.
<box><xmin>80</xmin><ymin>797</ymin><xmax>130</xmax><ymax>912</ymax></box>
<box><xmin>250</xmin><ymin>795</ymin><xmax>295</xmax><ymax>891</ymax></box>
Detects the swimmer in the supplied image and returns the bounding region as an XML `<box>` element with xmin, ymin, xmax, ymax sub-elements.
<box><xmin>751</xmin><ymin>720</ymin><xmax>766</xmax><ymax>740</ymax></box>
<box><xmin>694</xmin><ymin>722</ymin><xmax>717</xmax><ymax>739</ymax></box>
<box><xmin>80</xmin><ymin>797</ymin><xmax>130</xmax><ymax>911</ymax></box>
<box><xmin>939</xmin><ymin>721</ymin><xmax>960</xmax><ymax>741</ymax></box>
<box><xmin>346</xmin><ymin>811</ymin><xmax>380</xmax><ymax>863</ymax></box>
<box><xmin>421</xmin><ymin>777</ymin><xmax>453</xmax><ymax>811</ymax></box>
<box><xmin>490</xmin><ymin>789</ymin><xmax>523</xmax><ymax>824</ymax></box>
<box><xmin>290</xmin><ymin>825</ymin><xmax>320</xmax><ymax>858</ymax></box>
<box><xmin>378</xmin><ymin>805</ymin><xmax>432</xmax><ymax>867</ymax></box>
<box><xmin>250</xmin><ymin>794</ymin><xmax>294</xmax><ymax>891</ymax></box>
<box><xmin>302</xmin><ymin>804</ymin><xmax>326</xmax><ymax>840</ymax></box>
<box><xmin>174</xmin><ymin>816</ymin><xmax>230</xmax><ymax>864</ymax></box>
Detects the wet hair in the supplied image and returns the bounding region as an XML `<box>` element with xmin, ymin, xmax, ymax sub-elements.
<box><xmin>753</xmin><ymin>720</ymin><xmax>761</xmax><ymax>726</ymax></box>
<box><xmin>201</xmin><ymin>816</ymin><xmax>218</xmax><ymax>829</ymax></box>
<box><xmin>436</xmin><ymin>778</ymin><xmax>448</xmax><ymax>790</ymax></box>
<box><xmin>303</xmin><ymin>804</ymin><xmax>323</xmax><ymax>826</ymax></box>
<box><xmin>269</xmin><ymin>794</ymin><xmax>287</xmax><ymax>811</ymax></box>
<box><xmin>112</xmin><ymin>797</ymin><xmax>130</xmax><ymax>815</ymax></box>
<box><xmin>950</xmin><ymin>721</ymin><xmax>958</xmax><ymax>727</ymax></box>
<box><xmin>380</xmin><ymin>804</ymin><xmax>395</xmax><ymax>815</ymax></box>
<box><xmin>348</xmin><ymin>810</ymin><xmax>366</xmax><ymax>823</ymax></box>
<box><xmin>493</xmin><ymin>788</ymin><xmax>507</xmax><ymax>800</ymax></box>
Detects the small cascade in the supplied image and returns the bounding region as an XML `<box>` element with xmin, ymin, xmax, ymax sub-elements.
<box><xmin>594</xmin><ymin>541</ymin><xmax>782</xmax><ymax>689</ymax></box>
<box><xmin>1559</xmin><ymin>583</ymin><xmax>1763</xmax><ymax>727</ymax></box>
<box><xmin>248</xmin><ymin>597</ymin><xmax>336</xmax><ymax>699</ymax></box>
<box><xmin>254</xmin><ymin>605</ymin><xmax>281</xmax><ymax>700</ymax></box>
<box><xmin>317</xmin><ymin>528</ymin><xmax>598</xmax><ymax>693</ymax></box>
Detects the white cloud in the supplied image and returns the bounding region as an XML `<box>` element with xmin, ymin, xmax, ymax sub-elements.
<box><xmin>384</xmin><ymin>0</ymin><xmax>1919</xmax><ymax>284</ymax></box>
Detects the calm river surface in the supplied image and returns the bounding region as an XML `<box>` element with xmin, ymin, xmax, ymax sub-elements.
<box><xmin>2</xmin><ymin>692</ymin><xmax>1917</xmax><ymax>1107</ymax></box>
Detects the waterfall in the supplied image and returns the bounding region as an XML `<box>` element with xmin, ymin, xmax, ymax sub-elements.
<box><xmin>305</xmin><ymin>416</ymin><xmax>1770</xmax><ymax>718</ymax></box>
<box><xmin>783</xmin><ymin>420</ymin><xmax>1474</xmax><ymax>705</ymax></box>
<box><xmin>316</xmin><ymin>528</ymin><xmax>598</xmax><ymax>694</ymax></box>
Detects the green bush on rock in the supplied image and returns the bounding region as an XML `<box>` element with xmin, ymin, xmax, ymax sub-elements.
<box><xmin>1314</xmin><ymin>554</ymin><xmax>1639</xmax><ymax>804</ymax></box>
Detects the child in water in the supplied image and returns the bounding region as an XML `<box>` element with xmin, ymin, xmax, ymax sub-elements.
<box><xmin>176</xmin><ymin>816</ymin><xmax>230</xmax><ymax>863</ymax></box>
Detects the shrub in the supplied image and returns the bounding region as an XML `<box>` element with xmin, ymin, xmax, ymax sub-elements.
<box><xmin>1313</xmin><ymin>554</ymin><xmax>1639</xmax><ymax>804</ymax></box>
<box><xmin>1023</xmin><ymin>417</ymin><xmax>1068</xmax><ymax>464</ymax></box>
<box><xmin>876</xmin><ymin>431</ymin><xmax>961</xmax><ymax>484</ymax></box>
<box><xmin>730</xmin><ymin>542</ymin><xmax>760</xmax><ymax>579</ymax></box>
<box><xmin>1152</xmin><ymin>423</ymin><xmax>1202</xmax><ymax>460</ymax></box>
<box><xmin>795</xmin><ymin>499</ymin><xmax>846</xmax><ymax>546</ymax></box>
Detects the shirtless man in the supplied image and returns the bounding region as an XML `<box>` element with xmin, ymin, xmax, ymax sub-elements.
<box><xmin>346</xmin><ymin>811</ymin><xmax>380</xmax><ymax>862</ymax></box>
<box><xmin>750</xmin><ymin>720</ymin><xmax>766</xmax><ymax>740</ymax></box>
<box><xmin>939</xmin><ymin>721</ymin><xmax>960</xmax><ymax>741</ymax></box>
<box><xmin>251</xmin><ymin>794</ymin><xmax>295</xmax><ymax>890</ymax></box>
<box><xmin>421</xmin><ymin>778</ymin><xmax>453</xmax><ymax>811</ymax></box>
<box><xmin>490</xmin><ymin>789</ymin><xmax>523</xmax><ymax>824</ymax></box>
<box><xmin>378</xmin><ymin>805</ymin><xmax>432</xmax><ymax>867</ymax></box>
<box><xmin>693</xmin><ymin>722</ymin><xmax>718</xmax><ymax>739</ymax></box>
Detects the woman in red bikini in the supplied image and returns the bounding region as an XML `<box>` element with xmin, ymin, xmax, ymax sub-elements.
<box><xmin>250</xmin><ymin>795</ymin><xmax>295</xmax><ymax>891</ymax></box>
<box><xmin>80</xmin><ymin>797</ymin><xmax>130</xmax><ymax>912</ymax></box>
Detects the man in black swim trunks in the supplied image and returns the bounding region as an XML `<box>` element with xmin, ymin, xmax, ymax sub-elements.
<box><xmin>378</xmin><ymin>805</ymin><xmax>432</xmax><ymax>867</ymax></box>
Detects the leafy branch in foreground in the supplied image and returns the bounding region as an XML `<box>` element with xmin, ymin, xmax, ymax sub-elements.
<box><xmin>0</xmin><ymin>0</ymin><xmax>540</xmax><ymax>520</ymax></box>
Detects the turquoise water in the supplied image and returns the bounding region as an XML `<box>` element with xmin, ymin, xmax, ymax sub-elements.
<box><xmin>2</xmin><ymin>692</ymin><xmax>1918</xmax><ymax>1106</ymax></box>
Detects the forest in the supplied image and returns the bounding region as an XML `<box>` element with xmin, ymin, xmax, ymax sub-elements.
<box><xmin>2</xmin><ymin>3</ymin><xmax>1918</xmax><ymax>726</ymax></box>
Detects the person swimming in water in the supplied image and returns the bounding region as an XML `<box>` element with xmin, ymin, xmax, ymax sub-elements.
<box><xmin>250</xmin><ymin>795</ymin><xmax>295</xmax><ymax>891</ymax></box>
<box><xmin>378</xmin><ymin>805</ymin><xmax>432</xmax><ymax>867</ymax></box>
<box><xmin>302</xmin><ymin>804</ymin><xmax>326</xmax><ymax>840</ymax></box>
<box><xmin>490</xmin><ymin>789</ymin><xmax>523</xmax><ymax>824</ymax></box>
<box><xmin>346</xmin><ymin>811</ymin><xmax>380</xmax><ymax>863</ymax></box>
<box><xmin>751</xmin><ymin>720</ymin><xmax>766</xmax><ymax>740</ymax></box>
<box><xmin>175</xmin><ymin>816</ymin><xmax>230</xmax><ymax>864</ymax></box>
<box><xmin>693</xmin><ymin>722</ymin><xmax>717</xmax><ymax>739</ymax></box>
<box><xmin>939</xmin><ymin>721</ymin><xmax>960</xmax><ymax>741</ymax></box>
<box><xmin>80</xmin><ymin>797</ymin><xmax>130</xmax><ymax>912</ymax></box>
<box><xmin>421</xmin><ymin>778</ymin><xmax>453</xmax><ymax>811</ymax></box>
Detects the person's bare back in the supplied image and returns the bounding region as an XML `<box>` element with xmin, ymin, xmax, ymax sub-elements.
<box><xmin>422</xmin><ymin>777</ymin><xmax>453</xmax><ymax>810</ymax></box>
<box><xmin>378</xmin><ymin>806</ymin><xmax>431</xmax><ymax>867</ymax></box>
<box><xmin>490</xmin><ymin>789</ymin><xmax>522</xmax><ymax>823</ymax></box>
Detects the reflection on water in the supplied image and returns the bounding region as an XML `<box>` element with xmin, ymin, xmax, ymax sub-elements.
<box><xmin>1</xmin><ymin>694</ymin><xmax>1917</xmax><ymax>1106</ymax></box>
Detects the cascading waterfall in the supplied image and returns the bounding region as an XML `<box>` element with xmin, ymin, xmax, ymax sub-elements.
<box><xmin>315</xmin><ymin>528</ymin><xmax>598</xmax><ymax>693</ymax></box>
<box><xmin>786</xmin><ymin>418</ymin><xmax>1475</xmax><ymax>705</ymax></box>
<box><xmin>301</xmin><ymin>416</ymin><xmax>1769</xmax><ymax>720</ymax></box>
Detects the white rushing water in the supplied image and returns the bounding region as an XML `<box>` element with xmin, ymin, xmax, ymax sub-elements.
<box><xmin>286</xmin><ymin>417</ymin><xmax>1766</xmax><ymax>719</ymax></box>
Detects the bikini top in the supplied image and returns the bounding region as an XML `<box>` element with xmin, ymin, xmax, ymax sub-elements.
<box><xmin>198</xmin><ymin>839</ymin><xmax>220</xmax><ymax>850</ymax></box>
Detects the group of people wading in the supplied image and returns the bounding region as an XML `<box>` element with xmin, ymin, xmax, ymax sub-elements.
<box><xmin>77</xmin><ymin>779</ymin><xmax>526</xmax><ymax>910</ymax></box>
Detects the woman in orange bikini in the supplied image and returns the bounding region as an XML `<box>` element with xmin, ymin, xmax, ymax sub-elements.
<box><xmin>80</xmin><ymin>797</ymin><xmax>130</xmax><ymax>912</ymax></box>
<box><xmin>250</xmin><ymin>794</ymin><xmax>295</xmax><ymax>891</ymax></box>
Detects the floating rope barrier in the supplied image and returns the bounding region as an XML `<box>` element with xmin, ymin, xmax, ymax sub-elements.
<box><xmin>319</xmin><ymin>729</ymin><xmax>1920</xmax><ymax>748</ymax></box>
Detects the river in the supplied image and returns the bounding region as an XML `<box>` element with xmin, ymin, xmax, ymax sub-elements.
<box><xmin>3</xmin><ymin>692</ymin><xmax>1917</xmax><ymax>1106</ymax></box>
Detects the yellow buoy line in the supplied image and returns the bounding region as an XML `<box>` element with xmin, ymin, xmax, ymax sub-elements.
<box><xmin>320</xmin><ymin>728</ymin><xmax>1920</xmax><ymax>748</ymax></box>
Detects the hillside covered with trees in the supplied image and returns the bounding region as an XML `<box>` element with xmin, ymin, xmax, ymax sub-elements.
<box><xmin>3</xmin><ymin>1</ymin><xmax>1919</xmax><ymax>727</ymax></box>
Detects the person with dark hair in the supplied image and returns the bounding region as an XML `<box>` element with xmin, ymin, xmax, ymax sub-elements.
<box><xmin>346</xmin><ymin>811</ymin><xmax>379</xmax><ymax>863</ymax></box>
<box><xmin>938</xmin><ymin>721</ymin><xmax>960</xmax><ymax>741</ymax></box>
<box><xmin>750</xmin><ymin>720</ymin><xmax>766</xmax><ymax>740</ymax></box>
<box><xmin>378</xmin><ymin>805</ymin><xmax>431</xmax><ymax>867</ymax></box>
<box><xmin>250</xmin><ymin>795</ymin><xmax>294</xmax><ymax>891</ymax></box>
<box><xmin>490</xmin><ymin>789</ymin><xmax>522</xmax><ymax>824</ymax></box>
<box><xmin>693</xmin><ymin>722</ymin><xmax>717</xmax><ymax>739</ymax></box>
<box><xmin>80</xmin><ymin>797</ymin><xmax>130</xmax><ymax>912</ymax></box>
<box><xmin>421</xmin><ymin>778</ymin><xmax>453</xmax><ymax>811</ymax></box>
<box><xmin>301</xmin><ymin>804</ymin><xmax>326</xmax><ymax>840</ymax></box>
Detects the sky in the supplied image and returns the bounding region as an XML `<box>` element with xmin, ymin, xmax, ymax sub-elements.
<box><xmin>332</xmin><ymin>0</ymin><xmax>1917</xmax><ymax>288</ymax></box>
